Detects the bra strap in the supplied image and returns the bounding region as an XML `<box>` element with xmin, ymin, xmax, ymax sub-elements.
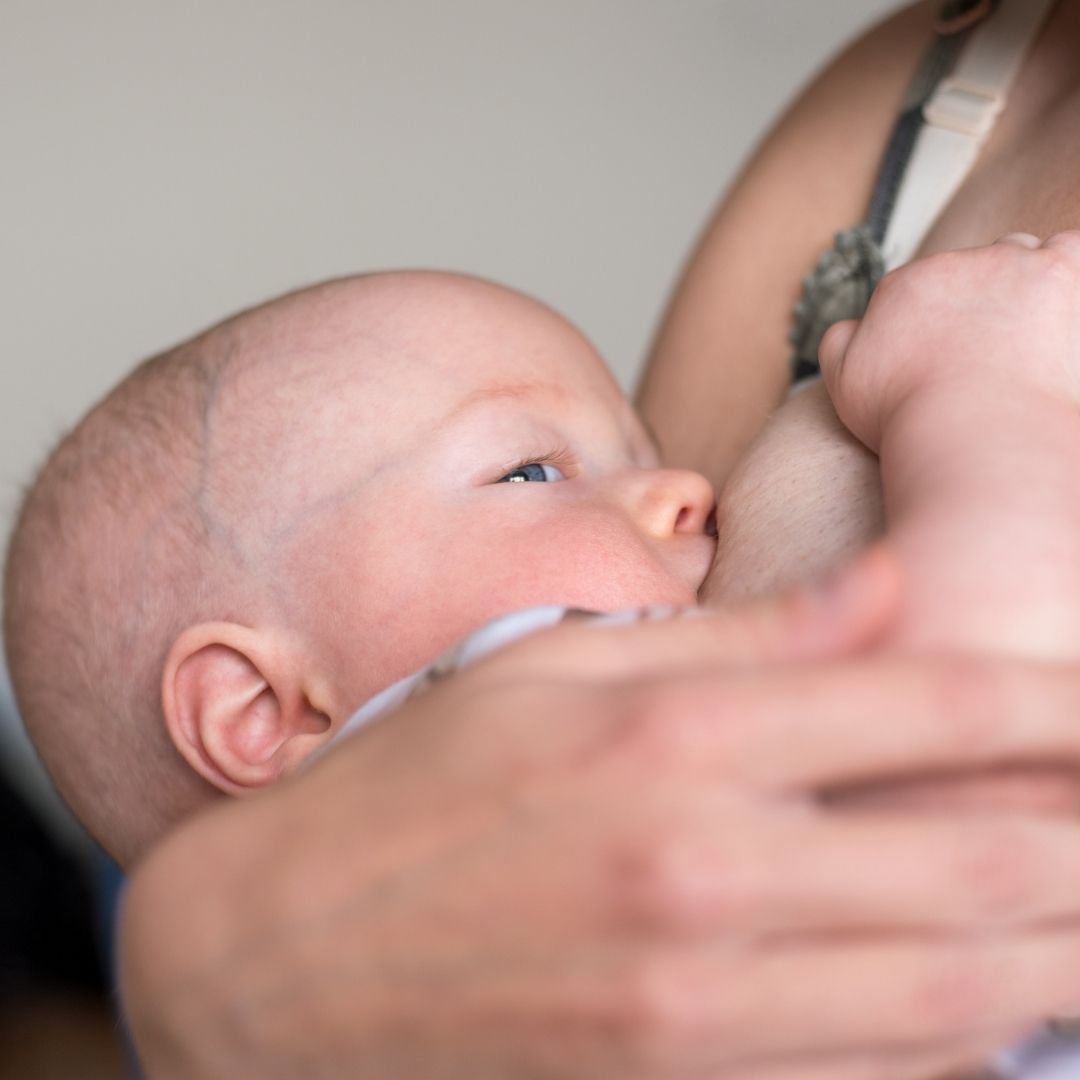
<box><xmin>789</xmin><ymin>0</ymin><xmax>1056</xmax><ymax>381</ymax></box>
<box><xmin>883</xmin><ymin>0</ymin><xmax>1058</xmax><ymax>268</ymax></box>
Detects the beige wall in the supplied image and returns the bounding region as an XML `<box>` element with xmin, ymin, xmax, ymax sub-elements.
<box><xmin>0</xmin><ymin>1</ymin><xmax>899</xmax><ymax>542</ymax></box>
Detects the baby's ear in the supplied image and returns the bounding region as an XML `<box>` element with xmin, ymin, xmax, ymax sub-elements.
<box><xmin>162</xmin><ymin>623</ymin><xmax>331</xmax><ymax>795</ymax></box>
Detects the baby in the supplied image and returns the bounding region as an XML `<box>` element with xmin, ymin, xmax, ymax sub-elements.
<box><xmin>3</xmin><ymin>272</ymin><xmax>717</xmax><ymax>867</ymax></box>
<box><xmin>5</xmin><ymin>234</ymin><xmax>1080</xmax><ymax>871</ymax></box>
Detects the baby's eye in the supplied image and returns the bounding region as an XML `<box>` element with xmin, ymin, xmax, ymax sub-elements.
<box><xmin>497</xmin><ymin>462</ymin><xmax>566</xmax><ymax>484</ymax></box>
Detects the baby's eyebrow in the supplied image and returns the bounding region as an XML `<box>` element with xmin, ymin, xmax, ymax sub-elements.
<box><xmin>447</xmin><ymin>380</ymin><xmax>563</xmax><ymax>420</ymax></box>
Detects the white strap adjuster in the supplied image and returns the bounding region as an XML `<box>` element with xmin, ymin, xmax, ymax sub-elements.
<box><xmin>882</xmin><ymin>0</ymin><xmax>1056</xmax><ymax>270</ymax></box>
<box><xmin>924</xmin><ymin>78</ymin><xmax>1003</xmax><ymax>137</ymax></box>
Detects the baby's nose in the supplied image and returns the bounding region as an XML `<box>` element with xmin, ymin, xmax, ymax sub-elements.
<box><xmin>625</xmin><ymin>468</ymin><xmax>717</xmax><ymax>539</ymax></box>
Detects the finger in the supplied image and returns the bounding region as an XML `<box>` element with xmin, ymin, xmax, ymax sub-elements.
<box><xmin>734</xmin><ymin>1036</ymin><xmax>1014</xmax><ymax>1079</ymax></box>
<box><xmin>819</xmin><ymin>318</ymin><xmax>859</xmax><ymax>379</ymax></box>
<box><xmin>817</xmin><ymin>316</ymin><xmax>878</xmax><ymax>446</ymax></box>
<box><xmin>994</xmin><ymin>232</ymin><xmax>1041</xmax><ymax>249</ymax></box>
<box><xmin>694</xmin><ymin>543</ymin><xmax>900</xmax><ymax>663</ymax></box>
<box><xmin>638</xmin><ymin>814</ymin><xmax>1080</xmax><ymax>937</ymax></box>
<box><xmin>487</xmin><ymin>545</ymin><xmax>899</xmax><ymax>684</ymax></box>
<box><xmin>434</xmin><ymin>798</ymin><xmax>1080</xmax><ymax>951</ymax></box>
<box><xmin>672</xmin><ymin>653</ymin><xmax>1080</xmax><ymax>790</ymax></box>
<box><xmin>648</xmin><ymin>930</ymin><xmax>1080</xmax><ymax>1060</ymax></box>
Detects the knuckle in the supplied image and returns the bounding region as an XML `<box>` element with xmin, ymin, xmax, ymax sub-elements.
<box><xmin>873</xmin><ymin>256</ymin><xmax>943</xmax><ymax>314</ymax></box>
<box><xmin>606</xmin><ymin>826</ymin><xmax>696</xmax><ymax>932</ymax></box>
<box><xmin>570</xmin><ymin>676</ymin><xmax>744</xmax><ymax>790</ymax></box>
<box><xmin>602</xmin><ymin>956</ymin><xmax>688</xmax><ymax>1072</ymax></box>
<box><xmin>1036</xmin><ymin>242</ymin><xmax>1080</xmax><ymax>291</ymax></box>
<box><xmin>955</xmin><ymin>824</ymin><xmax>1044</xmax><ymax>922</ymax></box>
<box><xmin>613</xmin><ymin>833</ymin><xmax>693</xmax><ymax>931</ymax></box>
<box><xmin>907</xmin><ymin>949</ymin><xmax>997</xmax><ymax>1037</ymax></box>
<box><xmin>615</xmin><ymin>685</ymin><xmax>673</xmax><ymax>750</ymax></box>
<box><xmin>606</xmin><ymin>684</ymin><xmax>711</xmax><ymax>770</ymax></box>
<box><xmin>870</xmin><ymin>264</ymin><xmax>908</xmax><ymax>305</ymax></box>
<box><xmin>606</xmin><ymin>825</ymin><xmax>752</xmax><ymax>934</ymax></box>
<box><xmin>928</xmin><ymin>657</ymin><xmax>1007</xmax><ymax>755</ymax></box>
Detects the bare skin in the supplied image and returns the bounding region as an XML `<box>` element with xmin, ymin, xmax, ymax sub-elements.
<box><xmin>118</xmin><ymin>5</ymin><xmax>1080</xmax><ymax>1078</ymax></box>
<box><xmin>644</xmin><ymin>0</ymin><xmax>1080</xmax><ymax>822</ymax></box>
<box><xmin>821</xmin><ymin>232</ymin><xmax>1080</xmax><ymax>660</ymax></box>
<box><xmin>641</xmin><ymin>0</ymin><xmax>1080</xmax><ymax>494</ymax></box>
<box><xmin>122</xmin><ymin>569</ymin><xmax>1080</xmax><ymax>1080</ymax></box>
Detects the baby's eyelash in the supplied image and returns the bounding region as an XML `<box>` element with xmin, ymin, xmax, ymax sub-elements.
<box><xmin>494</xmin><ymin>445</ymin><xmax>576</xmax><ymax>480</ymax></box>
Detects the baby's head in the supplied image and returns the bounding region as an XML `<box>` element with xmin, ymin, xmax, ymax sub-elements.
<box><xmin>3</xmin><ymin>271</ymin><xmax>717</xmax><ymax>866</ymax></box>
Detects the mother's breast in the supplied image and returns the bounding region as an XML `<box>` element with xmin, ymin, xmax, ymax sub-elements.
<box><xmin>701</xmin><ymin>380</ymin><xmax>884</xmax><ymax>606</ymax></box>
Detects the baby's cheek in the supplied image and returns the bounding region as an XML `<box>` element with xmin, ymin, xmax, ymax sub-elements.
<box><xmin>456</xmin><ymin>515</ymin><xmax>684</xmax><ymax>616</ymax></box>
<box><xmin>703</xmin><ymin>382</ymin><xmax>883</xmax><ymax>605</ymax></box>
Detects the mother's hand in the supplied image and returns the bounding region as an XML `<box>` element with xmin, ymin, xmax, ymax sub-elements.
<box><xmin>120</xmin><ymin>557</ymin><xmax>1080</xmax><ymax>1080</ymax></box>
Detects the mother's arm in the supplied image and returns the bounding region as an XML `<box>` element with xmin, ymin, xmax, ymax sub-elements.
<box><xmin>637</xmin><ymin>1</ymin><xmax>933</xmax><ymax>489</ymax></box>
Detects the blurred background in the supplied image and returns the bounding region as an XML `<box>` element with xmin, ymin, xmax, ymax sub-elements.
<box><xmin>0</xmin><ymin>1</ymin><xmax>898</xmax><ymax>1074</ymax></box>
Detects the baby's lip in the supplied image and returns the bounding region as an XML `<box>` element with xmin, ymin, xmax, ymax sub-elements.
<box><xmin>696</xmin><ymin>517</ymin><xmax>722</xmax><ymax>600</ymax></box>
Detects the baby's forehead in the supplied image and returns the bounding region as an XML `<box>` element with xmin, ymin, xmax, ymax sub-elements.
<box><xmin>199</xmin><ymin>272</ymin><xmax>631</xmax><ymax>526</ymax></box>
<box><xmin>227</xmin><ymin>271</ymin><xmax>617</xmax><ymax>408</ymax></box>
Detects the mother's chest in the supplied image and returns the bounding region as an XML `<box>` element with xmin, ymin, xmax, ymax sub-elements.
<box><xmin>918</xmin><ymin>57</ymin><xmax>1080</xmax><ymax>255</ymax></box>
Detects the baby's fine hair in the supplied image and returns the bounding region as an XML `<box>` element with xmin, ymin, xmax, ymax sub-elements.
<box><xmin>4</xmin><ymin>271</ymin><xmax>506</xmax><ymax>865</ymax></box>
<box><xmin>4</xmin><ymin>322</ymin><xmax>245</xmax><ymax>866</ymax></box>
